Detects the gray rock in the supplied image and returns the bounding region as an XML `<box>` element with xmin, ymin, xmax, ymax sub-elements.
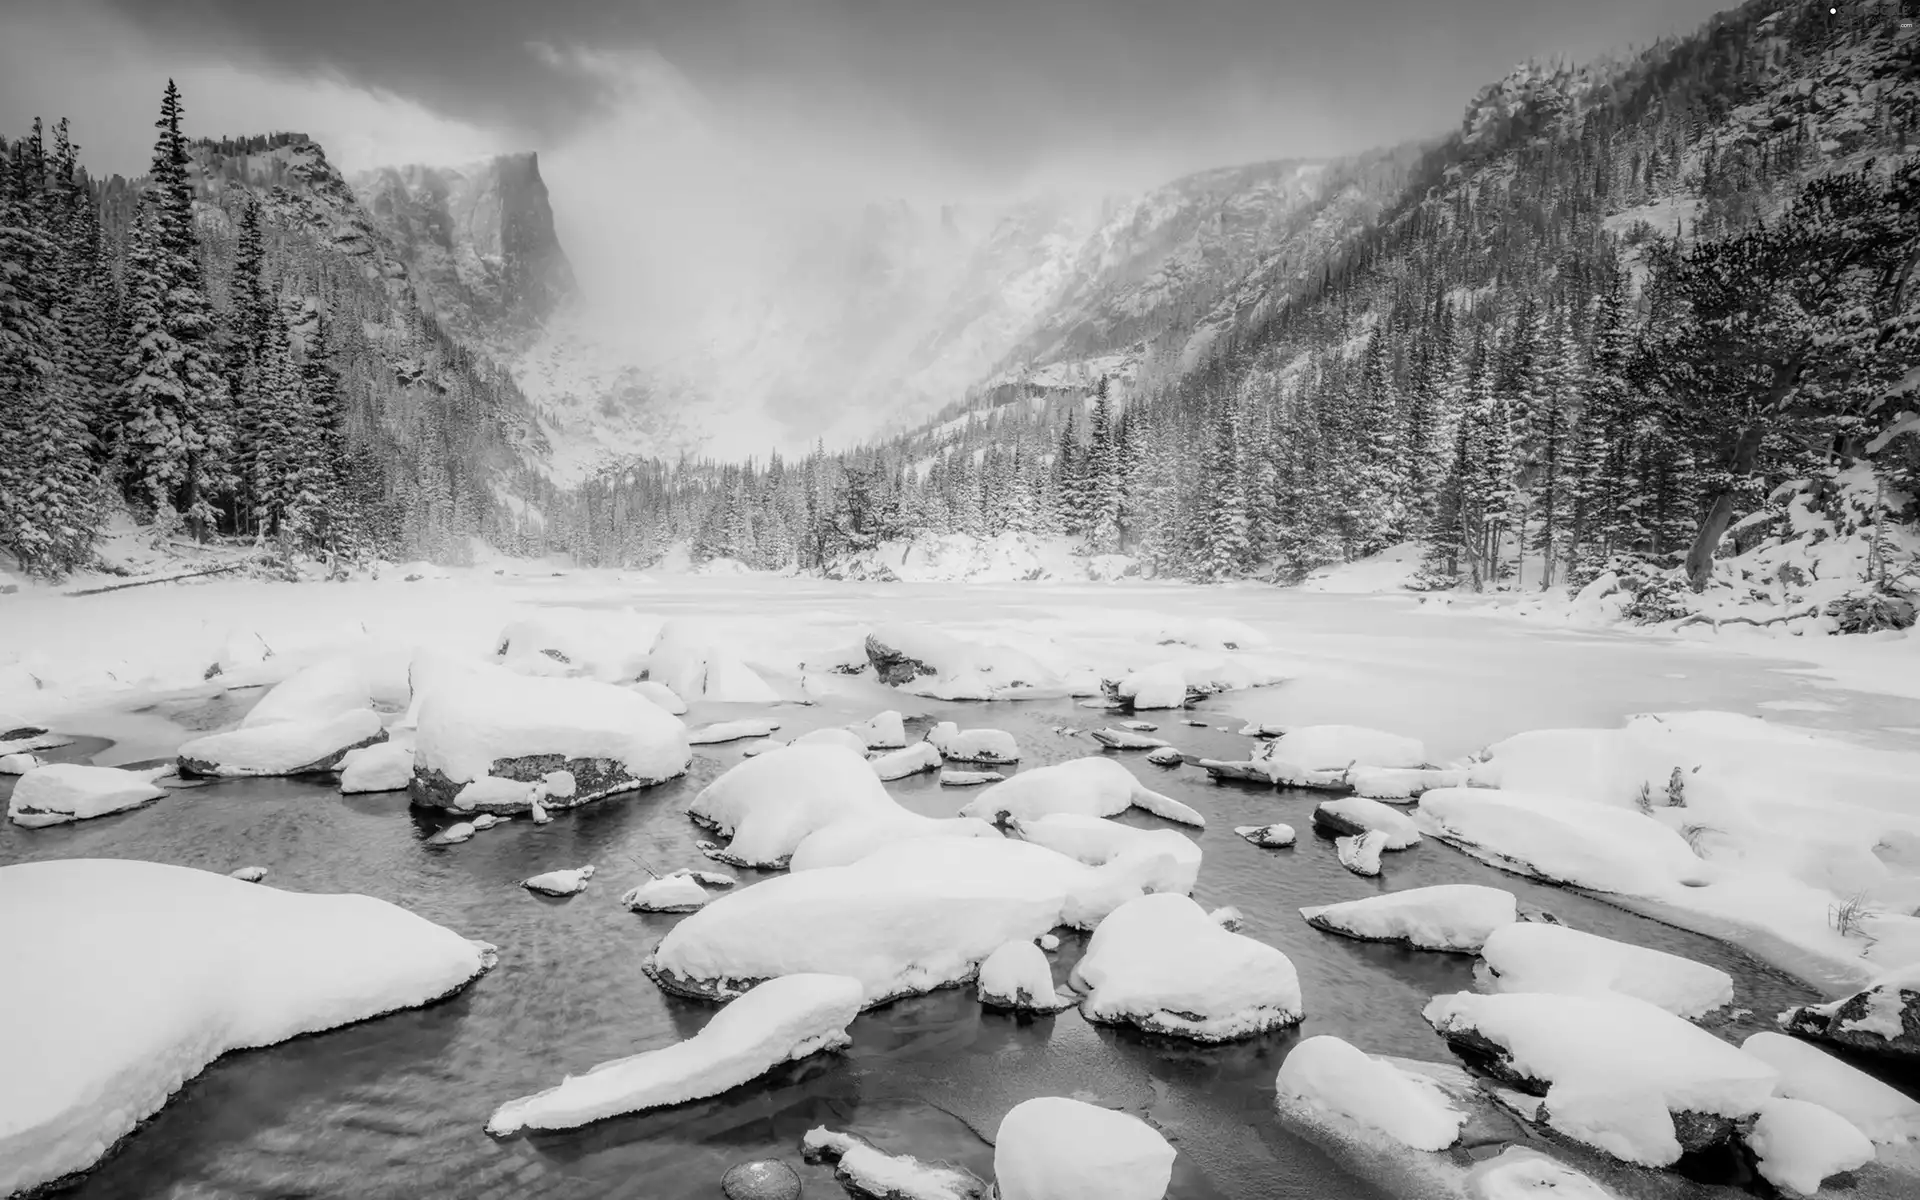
<box><xmin>864</xmin><ymin>634</ymin><xmax>938</xmax><ymax>686</ymax></box>
<box><xmin>720</xmin><ymin>1159</ymin><xmax>802</xmax><ymax>1200</ymax></box>
<box><xmin>1781</xmin><ymin>980</ymin><xmax>1920</xmax><ymax>1064</ymax></box>
<box><xmin>410</xmin><ymin>754</ymin><xmax>656</xmax><ymax>813</ymax></box>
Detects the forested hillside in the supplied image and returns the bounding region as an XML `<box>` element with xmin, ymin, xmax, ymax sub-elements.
<box><xmin>519</xmin><ymin>0</ymin><xmax>1919</xmax><ymax>620</ymax></box>
<box><xmin>0</xmin><ymin>87</ymin><xmax>546</xmax><ymax>576</ymax></box>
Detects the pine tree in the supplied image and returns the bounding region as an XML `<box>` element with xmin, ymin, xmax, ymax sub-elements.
<box><xmin>1086</xmin><ymin>382</ymin><xmax>1121</xmax><ymax>552</ymax></box>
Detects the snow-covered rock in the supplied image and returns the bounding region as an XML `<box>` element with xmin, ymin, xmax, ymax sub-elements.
<box><xmin>959</xmin><ymin>757</ymin><xmax>1203</xmax><ymax>827</ymax></box>
<box><xmin>486</xmin><ymin>974</ymin><xmax>863</xmax><ymax>1135</ymax></box>
<box><xmin>412</xmin><ymin>671</ymin><xmax>689</xmax><ymax>811</ymax></box>
<box><xmin>794</xmin><ymin>729</ymin><xmax>872</xmax><ymax>754</ymax></box>
<box><xmin>647</xmin><ymin>837</ymin><xmax>1180</xmax><ymax>1004</ymax></box>
<box><xmin>801</xmin><ymin>1127</ymin><xmax>990</xmax><ymax>1200</ymax></box>
<box><xmin>1114</xmin><ymin>662</ymin><xmax>1189</xmax><ymax>710</ymax></box>
<box><xmin>689</xmin><ymin>718</ymin><xmax>784</xmax><ymax>745</ymax></box>
<box><xmin>239</xmin><ymin>656</ymin><xmax>374</xmax><ymax>727</ymax></box>
<box><xmin>621</xmin><ymin>873</ymin><xmax>713</xmax><ymax>913</ymax></box>
<box><xmin>523</xmin><ymin>865</ymin><xmax>595</xmax><ymax>897</ymax></box>
<box><xmin>7</xmin><ymin>763</ymin><xmax>166</xmax><ymax>827</ymax></box>
<box><xmin>1349</xmin><ymin>766</ymin><xmax>1466</xmax><ymax>802</ymax></box>
<box><xmin>0</xmin><ymin>859</ymin><xmax>492</xmax><ymax>1196</ymax></box>
<box><xmin>1260</xmin><ymin>725</ymin><xmax>1427</xmax><ymax>776</ymax></box>
<box><xmin>1236</xmin><ymin>822</ymin><xmax>1297</xmax><ymax>848</ymax></box>
<box><xmin>690</xmin><ymin>744</ymin><xmax>900</xmax><ymax>868</ymax></box>
<box><xmin>1313</xmin><ymin>797</ymin><xmax>1422</xmax><ymax>848</ymax></box>
<box><xmin>1740</xmin><ymin>1031</ymin><xmax>1920</xmax><ymax>1143</ymax></box>
<box><xmin>1276</xmin><ymin>1035</ymin><xmax>1468</xmax><ymax>1151</ymax></box>
<box><xmin>939</xmin><ymin>768</ymin><xmax>1003</xmax><ymax>786</ymax></box>
<box><xmin>1144</xmin><ymin>746</ymin><xmax>1183</xmax><ymax>767</ymax></box>
<box><xmin>1422</xmin><ymin>990</ymin><xmax>1778</xmax><ymax>1166</ymax></box>
<box><xmin>453</xmin><ymin>775</ymin><xmax>536</xmax><ymax>810</ymax></box>
<box><xmin>228</xmin><ymin>866</ymin><xmax>267</xmax><ymax>882</ymax></box>
<box><xmin>648</xmin><ymin>619</ymin><xmax>782</xmax><ymax>703</ymax></box>
<box><xmin>847</xmin><ymin>710</ymin><xmax>907</xmax><ymax>750</ymax></box>
<box><xmin>870</xmin><ymin>742</ymin><xmax>943</xmax><ymax>781</ymax></box>
<box><xmin>338</xmin><ymin>742</ymin><xmax>414</xmax><ymax>794</ymax></box>
<box><xmin>926</xmin><ymin>722</ymin><xmax>1019</xmax><ymax>764</ymax></box>
<box><xmin>495</xmin><ymin>607</ymin><xmax>654</xmax><ymax>682</ymax></box>
<box><xmin>471</xmin><ymin>813</ymin><xmax>504</xmax><ymax>830</ymax></box>
<box><xmin>1780</xmin><ymin>963</ymin><xmax>1920</xmax><ymax>1064</ymax></box>
<box><xmin>1090</xmin><ymin>728</ymin><xmax>1170</xmax><ymax>750</ymax></box>
<box><xmin>789</xmin><ymin>812</ymin><xmax>1002</xmax><ymax>871</ymax></box>
<box><xmin>1463</xmin><ymin>1147</ymin><xmax>1618</xmax><ymax>1199</ymax></box>
<box><xmin>1069</xmin><ymin>893</ymin><xmax>1303</xmax><ymax>1041</ymax></box>
<box><xmin>1746</xmin><ymin>1097</ymin><xmax>1874</xmax><ymax>1196</ymax></box>
<box><xmin>1011</xmin><ymin>813</ymin><xmax>1200</xmax><ymax>896</ymax></box>
<box><xmin>1477</xmin><ymin>923</ymin><xmax>1733</xmax><ymax>1018</ymax></box>
<box><xmin>864</xmin><ymin>624</ymin><xmax>1060</xmax><ymax>693</ymax></box>
<box><xmin>178</xmin><ymin>708</ymin><xmax>386</xmax><ymax>777</ymax></box>
<box><xmin>428</xmin><ymin>820</ymin><xmax>476</xmax><ymax>845</ymax></box>
<box><xmin>629</xmin><ymin>680</ymin><xmax>688</xmax><ymax>714</ymax></box>
<box><xmin>1152</xmin><ymin>617</ymin><xmax>1265</xmax><ymax>652</ymax></box>
<box><xmin>1301</xmin><ymin>885</ymin><xmax>1517</xmax><ymax>953</ymax></box>
<box><xmin>993</xmin><ymin>1096</ymin><xmax>1175</xmax><ymax>1200</ymax></box>
<box><xmin>1337</xmin><ymin>830</ymin><xmax>1387</xmax><ymax>876</ymax></box>
<box><xmin>0</xmin><ymin>751</ymin><xmax>43</xmax><ymax>774</ymax></box>
<box><xmin>977</xmin><ymin>938</ymin><xmax>1070</xmax><ymax>1012</ymax></box>
<box><xmin>1417</xmin><ymin>787</ymin><xmax>1706</xmax><ymax>897</ymax></box>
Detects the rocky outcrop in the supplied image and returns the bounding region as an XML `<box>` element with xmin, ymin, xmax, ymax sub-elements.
<box><xmin>409</xmin><ymin>755</ymin><xmax>642</xmax><ymax>813</ymax></box>
<box><xmin>1781</xmin><ymin>977</ymin><xmax>1920</xmax><ymax>1063</ymax></box>
<box><xmin>864</xmin><ymin>634</ymin><xmax>937</xmax><ymax>686</ymax></box>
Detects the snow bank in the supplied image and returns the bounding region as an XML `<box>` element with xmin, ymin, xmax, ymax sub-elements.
<box><xmin>1350</xmin><ymin>766</ymin><xmax>1466</xmax><ymax>801</ymax></box>
<box><xmin>523</xmin><ymin>865</ymin><xmax>595</xmax><ymax>897</ymax></box>
<box><xmin>413</xmin><ymin>669</ymin><xmax>689</xmax><ymax>810</ymax></box>
<box><xmin>648</xmin><ymin>837</ymin><xmax>1175</xmax><ymax>1004</ymax></box>
<box><xmin>6</xmin><ymin>763</ymin><xmax>166</xmax><ymax>827</ymax></box>
<box><xmin>648</xmin><ymin>619</ymin><xmax>781</xmax><ymax>703</ymax></box>
<box><xmin>1070</xmin><ymin>893</ymin><xmax>1304</xmax><ymax>1041</ymax></box>
<box><xmin>689</xmin><ymin>744</ymin><xmax>900</xmax><ymax>868</ymax></box>
<box><xmin>495</xmin><ymin>607</ymin><xmax>654</xmax><ymax>682</ymax></box>
<box><xmin>1236</xmin><ymin>822</ymin><xmax>1297</xmax><ymax>848</ymax></box>
<box><xmin>486</xmin><ymin>974</ymin><xmax>862</xmax><ymax>1134</ymax></box>
<box><xmin>240</xmin><ymin>656</ymin><xmax>373</xmax><ymax>727</ymax></box>
<box><xmin>1740</xmin><ymin>1031</ymin><xmax>1920</xmax><ymax>1144</ymax></box>
<box><xmin>1478</xmin><ymin>923</ymin><xmax>1733</xmax><ymax>1018</ymax></box>
<box><xmin>1151</xmin><ymin>616</ymin><xmax>1267</xmax><ymax>652</ymax></box>
<box><xmin>177</xmin><ymin>708</ymin><xmax>386</xmax><ymax>777</ymax></box>
<box><xmin>1747</xmin><ymin>1097</ymin><xmax>1874</xmax><ymax>1196</ymax></box>
<box><xmin>1276</xmin><ymin>1035</ymin><xmax>1467</xmax><ymax>1151</ymax></box>
<box><xmin>0</xmin><ymin>859</ymin><xmax>492</xmax><ymax>1196</ymax></box>
<box><xmin>872</xmin><ymin>742</ymin><xmax>944</xmax><ymax>780</ymax></box>
<box><xmin>960</xmin><ymin>757</ymin><xmax>1203</xmax><ymax>827</ymax></box>
<box><xmin>1301</xmin><ymin>885</ymin><xmax>1517</xmax><ymax>953</ymax></box>
<box><xmin>1417</xmin><ymin>788</ymin><xmax>1705</xmax><ymax>897</ymax></box>
<box><xmin>865</xmin><ymin>623</ymin><xmax>1060</xmax><ymax>692</ymax></box>
<box><xmin>1338</xmin><ymin>831</ymin><xmax>1387</xmax><ymax>876</ymax></box>
<box><xmin>1313</xmin><ymin>797</ymin><xmax>1422</xmax><ymax>849</ymax></box>
<box><xmin>1011</xmin><ymin>813</ymin><xmax>1201</xmax><ymax>896</ymax></box>
<box><xmin>1261</xmin><ymin>725</ymin><xmax>1427</xmax><ymax>774</ymax></box>
<box><xmin>926</xmin><ymin>722</ymin><xmax>1020</xmax><ymax>764</ymax></box>
<box><xmin>0</xmin><ymin>751</ymin><xmax>42</xmax><ymax>774</ymax></box>
<box><xmin>1115</xmin><ymin>661</ymin><xmax>1189</xmax><ymax>709</ymax></box>
<box><xmin>978</xmin><ymin>938</ymin><xmax>1070</xmax><ymax>1012</ymax></box>
<box><xmin>847</xmin><ymin>709</ymin><xmax>907</xmax><ymax>749</ymax></box>
<box><xmin>629</xmin><ymin>680</ymin><xmax>687</xmax><ymax>714</ymax></box>
<box><xmin>338</xmin><ymin>742</ymin><xmax>413</xmax><ymax>794</ymax></box>
<box><xmin>801</xmin><ymin>1127</ymin><xmax>989</xmax><ymax>1200</ymax></box>
<box><xmin>1422</xmin><ymin>991</ymin><xmax>1778</xmax><ymax>1166</ymax></box>
<box><xmin>993</xmin><ymin>1097</ymin><xmax>1175</xmax><ymax>1200</ymax></box>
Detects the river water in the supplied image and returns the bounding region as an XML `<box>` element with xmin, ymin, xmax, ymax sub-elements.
<box><xmin>5</xmin><ymin>586</ymin><xmax>1919</xmax><ymax>1200</ymax></box>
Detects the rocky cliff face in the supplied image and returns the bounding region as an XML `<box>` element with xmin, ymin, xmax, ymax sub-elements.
<box><xmin>351</xmin><ymin>153</ymin><xmax>576</xmax><ymax>351</ymax></box>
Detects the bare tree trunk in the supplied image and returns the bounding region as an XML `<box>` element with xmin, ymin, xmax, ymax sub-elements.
<box><xmin>1684</xmin><ymin>423</ymin><xmax>1767</xmax><ymax>591</ymax></box>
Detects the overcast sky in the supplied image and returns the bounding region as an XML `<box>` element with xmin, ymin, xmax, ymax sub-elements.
<box><xmin>6</xmin><ymin>0</ymin><xmax>1733</xmax><ymax>192</ymax></box>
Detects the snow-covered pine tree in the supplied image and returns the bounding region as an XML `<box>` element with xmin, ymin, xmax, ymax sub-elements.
<box><xmin>1086</xmin><ymin>382</ymin><xmax>1122</xmax><ymax>552</ymax></box>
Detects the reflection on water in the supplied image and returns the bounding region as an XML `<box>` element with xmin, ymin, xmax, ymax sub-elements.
<box><xmin>0</xmin><ymin>686</ymin><xmax>1907</xmax><ymax>1200</ymax></box>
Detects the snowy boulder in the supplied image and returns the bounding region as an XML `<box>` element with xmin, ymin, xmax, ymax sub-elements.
<box><xmin>523</xmin><ymin>866</ymin><xmax>595</xmax><ymax>897</ymax></box>
<box><xmin>228</xmin><ymin>866</ymin><xmax>267</xmax><ymax>883</ymax></box>
<box><xmin>1113</xmin><ymin>661</ymin><xmax>1191</xmax><ymax>710</ymax></box>
<box><xmin>1740</xmin><ymin>1031</ymin><xmax>1920</xmax><ymax>1143</ymax></box>
<box><xmin>978</xmin><ymin>939</ymin><xmax>1071</xmax><ymax>1012</ymax></box>
<box><xmin>1275</xmin><ymin>1035</ymin><xmax>1468</xmax><ymax>1151</ymax></box>
<box><xmin>0</xmin><ymin>859</ymin><xmax>492</xmax><ymax>1196</ymax></box>
<box><xmin>412</xmin><ymin>671</ymin><xmax>690</xmax><ymax>812</ymax></box>
<box><xmin>1069</xmin><ymin>893</ymin><xmax>1304</xmax><ymax>1042</ymax></box>
<box><xmin>690</xmin><ymin>745</ymin><xmax>900</xmax><ymax>868</ymax></box>
<box><xmin>847</xmin><ymin>710</ymin><xmax>907</xmax><ymax>750</ymax></box>
<box><xmin>338</xmin><ymin>742</ymin><xmax>413</xmax><ymax>794</ymax></box>
<box><xmin>1337</xmin><ymin>830</ymin><xmax>1387</xmax><ymax>877</ymax></box>
<box><xmin>1417</xmin><ymin>788</ymin><xmax>1706</xmax><ymax>896</ymax></box>
<box><xmin>647</xmin><ymin>838</ymin><xmax>1178</xmax><ymax>1005</ymax></box>
<box><xmin>622</xmin><ymin>873</ymin><xmax>714</xmax><ymax>913</ymax></box>
<box><xmin>1145</xmin><ymin>746</ymin><xmax>1183</xmax><ymax>767</ymax></box>
<box><xmin>240</xmin><ymin>657</ymin><xmax>374</xmax><ymax>728</ymax></box>
<box><xmin>1422</xmin><ymin>991</ymin><xmax>1778</xmax><ymax>1166</ymax></box>
<box><xmin>7</xmin><ymin>763</ymin><xmax>166</xmax><ymax>828</ymax></box>
<box><xmin>1011</xmin><ymin>814</ymin><xmax>1200</xmax><ymax>896</ymax></box>
<box><xmin>791</xmin><ymin>727</ymin><xmax>871</xmax><ymax>752</ymax></box>
<box><xmin>689</xmin><ymin>718</ymin><xmax>784</xmax><ymax>745</ymax></box>
<box><xmin>1745</xmin><ymin>1098</ymin><xmax>1874</xmax><ymax>1196</ymax></box>
<box><xmin>0</xmin><ymin>751</ymin><xmax>43</xmax><ymax>774</ymax></box>
<box><xmin>1349</xmin><ymin>766</ymin><xmax>1465</xmax><ymax>802</ymax></box>
<box><xmin>960</xmin><ymin>757</ymin><xmax>1204</xmax><ymax>828</ymax></box>
<box><xmin>1090</xmin><ymin>728</ymin><xmax>1170</xmax><ymax>750</ymax></box>
<box><xmin>1313</xmin><ymin>797</ymin><xmax>1422</xmax><ymax>849</ymax></box>
<box><xmin>629</xmin><ymin>680</ymin><xmax>688</xmax><ymax>714</ymax></box>
<box><xmin>1463</xmin><ymin>1147</ymin><xmax>1619</xmax><ymax>1199</ymax></box>
<box><xmin>1236</xmin><ymin>823</ymin><xmax>1297</xmax><ymax>848</ymax></box>
<box><xmin>865</xmin><ymin>624</ymin><xmax>1059</xmax><ymax>693</ymax></box>
<box><xmin>486</xmin><ymin>974</ymin><xmax>863</xmax><ymax>1135</ymax></box>
<box><xmin>1301</xmin><ymin>885</ymin><xmax>1518</xmax><ymax>953</ymax></box>
<box><xmin>801</xmin><ymin>1128</ymin><xmax>990</xmax><ymax>1200</ymax></box>
<box><xmin>993</xmin><ymin>1096</ymin><xmax>1175</xmax><ymax>1200</ymax></box>
<box><xmin>428</xmin><ymin>820</ymin><xmax>476</xmax><ymax>845</ymax></box>
<box><xmin>1779</xmin><ymin>963</ymin><xmax>1920</xmax><ymax>1064</ymax></box>
<box><xmin>790</xmin><ymin>813</ymin><xmax>1001</xmax><ymax>871</ymax></box>
<box><xmin>1261</xmin><ymin>725</ymin><xmax>1427</xmax><ymax>775</ymax></box>
<box><xmin>939</xmin><ymin>768</ymin><xmax>1003</xmax><ymax>786</ymax></box>
<box><xmin>648</xmin><ymin>619</ymin><xmax>781</xmax><ymax>704</ymax></box>
<box><xmin>926</xmin><ymin>722</ymin><xmax>1019</xmax><ymax>764</ymax></box>
<box><xmin>871</xmin><ymin>742</ymin><xmax>943</xmax><ymax>780</ymax></box>
<box><xmin>178</xmin><ymin>708</ymin><xmax>386</xmax><ymax>778</ymax></box>
<box><xmin>454</xmin><ymin>775</ymin><xmax>537</xmax><ymax>810</ymax></box>
<box><xmin>1477</xmin><ymin>923</ymin><xmax>1733</xmax><ymax>1018</ymax></box>
<box><xmin>495</xmin><ymin>608</ymin><xmax>653</xmax><ymax>682</ymax></box>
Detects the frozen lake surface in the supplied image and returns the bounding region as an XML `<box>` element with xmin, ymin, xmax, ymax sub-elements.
<box><xmin>4</xmin><ymin>577</ymin><xmax>1918</xmax><ymax>1198</ymax></box>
